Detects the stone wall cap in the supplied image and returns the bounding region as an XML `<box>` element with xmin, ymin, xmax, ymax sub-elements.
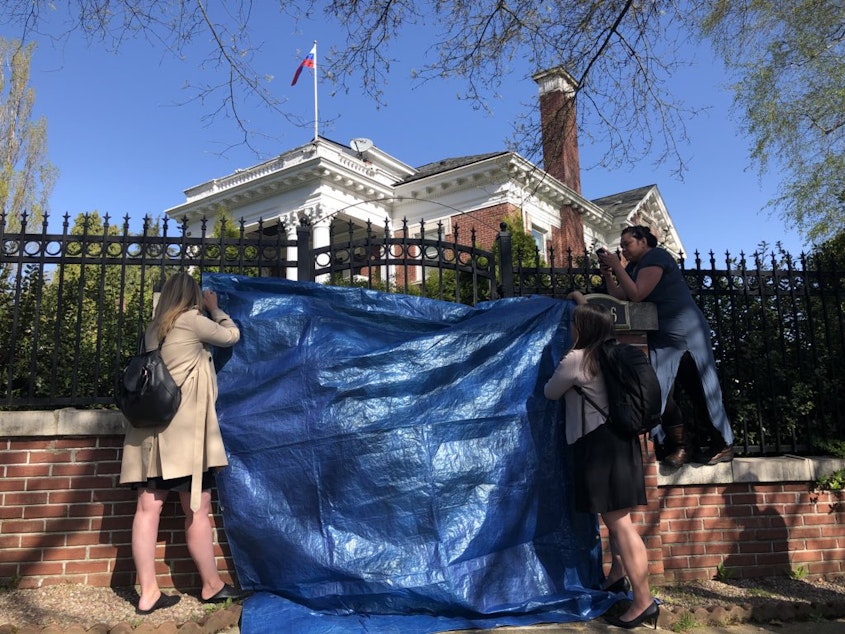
<box><xmin>0</xmin><ymin>408</ymin><xmax>127</xmax><ymax>437</ymax></box>
<box><xmin>657</xmin><ymin>455</ymin><xmax>845</xmax><ymax>486</ymax></box>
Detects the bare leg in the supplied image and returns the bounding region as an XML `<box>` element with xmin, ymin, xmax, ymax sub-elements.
<box><xmin>603</xmin><ymin>531</ymin><xmax>627</xmax><ymax>588</ymax></box>
<box><xmin>133</xmin><ymin>489</ymin><xmax>168</xmax><ymax>611</ymax></box>
<box><xmin>601</xmin><ymin>508</ymin><xmax>653</xmax><ymax>621</ymax></box>
<box><xmin>179</xmin><ymin>490</ymin><xmax>225</xmax><ymax>600</ymax></box>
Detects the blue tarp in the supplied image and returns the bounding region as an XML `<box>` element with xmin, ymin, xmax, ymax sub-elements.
<box><xmin>205</xmin><ymin>274</ymin><xmax>619</xmax><ymax>633</ymax></box>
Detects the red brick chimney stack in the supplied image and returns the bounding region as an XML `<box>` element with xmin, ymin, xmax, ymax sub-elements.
<box><xmin>533</xmin><ymin>67</ymin><xmax>586</xmax><ymax>255</ymax></box>
<box><xmin>533</xmin><ymin>67</ymin><xmax>581</xmax><ymax>193</ymax></box>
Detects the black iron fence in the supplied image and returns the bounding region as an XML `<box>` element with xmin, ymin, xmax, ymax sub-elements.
<box><xmin>2</xmin><ymin>211</ymin><xmax>843</xmax><ymax>457</ymax></box>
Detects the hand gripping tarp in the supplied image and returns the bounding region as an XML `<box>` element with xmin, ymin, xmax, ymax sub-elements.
<box><xmin>205</xmin><ymin>274</ymin><xmax>618</xmax><ymax>633</ymax></box>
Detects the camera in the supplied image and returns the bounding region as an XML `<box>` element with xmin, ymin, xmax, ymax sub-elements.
<box><xmin>596</xmin><ymin>247</ymin><xmax>607</xmax><ymax>254</ymax></box>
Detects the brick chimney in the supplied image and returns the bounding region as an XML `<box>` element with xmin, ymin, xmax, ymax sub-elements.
<box><xmin>533</xmin><ymin>67</ymin><xmax>581</xmax><ymax>193</ymax></box>
<box><xmin>533</xmin><ymin>67</ymin><xmax>585</xmax><ymax>254</ymax></box>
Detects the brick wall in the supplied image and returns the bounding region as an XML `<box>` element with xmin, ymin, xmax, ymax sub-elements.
<box><xmin>0</xmin><ymin>433</ymin><xmax>235</xmax><ymax>590</ymax></box>
<box><xmin>2</xmin><ymin>414</ymin><xmax>843</xmax><ymax>590</ymax></box>
<box><xmin>597</xmin><ymin>453</ymin><xmax>845</xmax><ymax>585</ymax></box>
<box><xmin>449</xmin><ymin>203</ymin><xmax>517</xmax><ymax>251</ymax></box>
<box><xmin>390</xmin><ymin>203</ymin><xmax>515</xmax><ymax>289</ymax></box>
<box><xmin>655</xmin><ymin>477</ymin><xmax>844</xmax><ymax>582</ymax></box>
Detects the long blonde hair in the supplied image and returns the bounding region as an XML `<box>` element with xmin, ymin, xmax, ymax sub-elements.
<box><xmin>571</xmin><ymin>303</ymin><xmax>615</xmax><ymax>377</ymax></box>
<box><xmin>151</xmin><ymin>272</ymin><xmax>202</xmax><ymax>340</ymax></box>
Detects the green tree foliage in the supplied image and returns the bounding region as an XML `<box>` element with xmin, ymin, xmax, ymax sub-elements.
<box><xmin>1</xmin><ymin>212</ymin><xmax>154</xmax><ymax>406</ymax></box>
<box><xmin>697</xmin><ymin>0</ymin><xmax>845</xmax><ymax>242</ymax></box>
<box><xmin>0</xmin><ymin>263</ymin><xmax>42</xmax><ymax>402</ymax></box>
<box><xmin>687</xmin><ymin>236</ymin><xmax>845</xmax><ymax>454</ymax></box>
<box><xmin>207</xmin><ymin>207</ymin><xmax>261</xmax><ymax>277</ymax></box>
<box><xmin>421</xmin><ymin>265</ymin><xmax>489</xmax><ymax>305</ymax></box>
<box><xmin>0</xmin><ymin>37</ymin><xmax>56</xmax><ymax>231</ymax></box>
<box><xmin>3</xmin><ymin>2</ymin><xmax>840</xmax><ymax>243</ymax></box>
<box><xmin>420</xmin><ymin>210</ymin><xmax>544</xmax><ymax>304</ymax></box>
<box><xmin>326</xmin><ymin>0</ymin><xmax>845</xmax><ymax>242</ymax></box>
<box><xmin>810</xmin><ymin>230</ymin><xmax>845</xmax><ymax>266</ymax></box>
<box><xmin>495</xmin><ymin>210</ymin><xmax>545</xmax><ymax>268</ymax></box>
<box><xmin>42</xmin><ymin>212</ymin><xmax>150</xmax><ymax>403</ymax></box>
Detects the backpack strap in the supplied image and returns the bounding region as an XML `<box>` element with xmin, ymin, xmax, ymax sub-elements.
<box><xmin>137</xmin><ymin>329</ymin><xmax>167</xmax><ymax>355</ymax></box>
<box><xmin>573</xmin><ymin>384</ymin><xmax>609</xmax><ymax>419</ymax></box>
<box><xmin>600</xmin><ymin>338</ymin><xmax>652</xmax><ymax>456</ymax></box>
<box><xmin>574</xmin><ymin>384</ymin><xmax>646</xmax><ymax>455</ymax></box>
<box><xmin>140</xmin><ymin>330</ymin><xmax>200</xmax><ymax>389</ymax></box>
<box><xmin>573</xmin><ymin>384</ymin><xmax>609</xmax><ymax>440</ymax></box>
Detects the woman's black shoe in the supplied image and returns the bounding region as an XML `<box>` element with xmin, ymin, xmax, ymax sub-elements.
<box><xmin>202</xmin><ymin>582</ymin><xmax>248</xmax><ymax>603</ymax></box>
<box><xmin>136</xmin><ymin>593</ymin><xmax>181</xmax><ymax>615</ymax></box>
<box><xmin>602</xmin><ymin>576</ymin><xmax>631</xmax><ymax>594</ymax></box>
<box><xmin>605</xmin><ymin>601</ymin><xmax>659</xmax><ymax>629</ymax></box>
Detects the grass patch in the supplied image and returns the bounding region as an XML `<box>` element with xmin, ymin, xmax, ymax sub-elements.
<box><xmin>202</xmin><ymin>598</ymin><xmax>233</xmax><ymax>614</ymax></box>
<box><xmin>791</xmin><ymin>565</ymin><xmax>809</xmax><ymax>580</ymax></box>
<box><xmin>745</xmin><ymin>587</ymin><xmax>776</xmax><ymax>598</ymax></box>
<box><xmin>715</xmin><ymin>562</ymin><xmax>734</xmax><ymax>581</ymax></box>
<box><xmin>671</xmin><ymin>611</ymin><xmax>698</xmax><ymax>632</ymax></box>
<box><xmin>0</xmin><ymin>576</ymin><xmax>21</xmax><ymax>592</ymax></box>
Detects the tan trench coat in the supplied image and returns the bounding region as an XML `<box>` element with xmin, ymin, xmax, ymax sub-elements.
<box><xmin>120</xmin><ymin>307</ymin><xmax>240</xmax><ymax>511</ymax></box>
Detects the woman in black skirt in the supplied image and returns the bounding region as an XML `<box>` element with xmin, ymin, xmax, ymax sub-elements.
<box><xmin>544</xmin><ymin>302</ymin><xmax>658</xmax><ymax>629</ymax></box>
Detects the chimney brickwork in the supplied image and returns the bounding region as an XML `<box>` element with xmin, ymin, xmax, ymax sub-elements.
<box><xmin>534</xmin><ymin>68</ymin><xmax>586</xmax><ymax>254</ymax></box>
<box><xmin>535</xmin><ymin>68</ymin><xmax>582</xmax><ymax>194</ymax></box>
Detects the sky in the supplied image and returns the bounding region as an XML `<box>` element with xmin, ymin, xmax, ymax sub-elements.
<box><xmin>6</xmin><ymin>4</ymin><xmax>810</xmax><ymax>259</ymax></box>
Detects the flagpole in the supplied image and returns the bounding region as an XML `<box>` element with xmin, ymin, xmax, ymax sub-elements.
<box><xmin>312</xmin><ymin>40</ymin><xmax>318</xmax><ymax>142</ymax></box>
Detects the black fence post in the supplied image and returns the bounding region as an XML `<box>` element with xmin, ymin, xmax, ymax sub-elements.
<box><xmin>497</xmin><ymin>223</ymin><xmax>513</xmax><ymax>298</ymax></box>
<box><xmin>297</xmin><ymin>217</ymin><xmax>314</xmax><ymax>282</ymax></box>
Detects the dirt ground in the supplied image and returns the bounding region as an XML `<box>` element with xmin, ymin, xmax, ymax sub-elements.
<box><xmin>2</xmin><ymin>575</ymin><xmax>845</xmax><ymax>632</ymax></box>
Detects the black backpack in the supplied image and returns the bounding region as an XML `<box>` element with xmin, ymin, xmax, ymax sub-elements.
<box><xmin>116</xmin><ymin>334</ymin><xmax>182</xmax><ymax>428</ymax></box>
<box><xmin>575</xmin><ymin>339</ymin><xmax>662</xmax><ymax>437</ymax></box>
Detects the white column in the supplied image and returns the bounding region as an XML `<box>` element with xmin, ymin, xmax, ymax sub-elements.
<box><xmin>286</xmin><ymin>220</ymin><xmax>299</xmax><ymax>281</ymax></box>
<box><xmin>312</xmin><ymin>214</ymin><xmax>332</xmax><ymax>284</ymax></box>
<box><xmin>381</xmin><ymin>217</ymin><xmax>393</xmax><ymax>286</ymax></box>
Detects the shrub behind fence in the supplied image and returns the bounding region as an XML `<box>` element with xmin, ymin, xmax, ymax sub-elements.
<box><xmin>1</xmin><ymin>212</ymin><xmax>843</xmax><ymax>456</ymax></box>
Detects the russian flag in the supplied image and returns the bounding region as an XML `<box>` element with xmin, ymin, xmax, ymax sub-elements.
<box><xmin>291</xmin><ymin>45</ymin><xmax>316</xmax><ymax>86</ymax></box>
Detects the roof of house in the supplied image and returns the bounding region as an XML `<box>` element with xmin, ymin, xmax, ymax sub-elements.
<box><xmin>405</xmin><ymin>152</ymin><xmax>658</xmax><ymax>218</ymax></box>
<box><xmin>403</xmin><ymin>152</ymin><xmax>508</xmax><ymax>183</ymax></box>
<box><xmin>590</xmin><ymin>184</ymin><xmax>657</xmax><ymax>216</ymax></box>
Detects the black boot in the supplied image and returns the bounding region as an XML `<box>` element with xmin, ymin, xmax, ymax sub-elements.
<box><xmin>653</xmin><ymin>438</ymin><xmax>668</xmax><ymax>462</ymax></box>
<box><xmin>697</xmin><ymin>442</ymin><xmax>735</xmax><ymax>465</ymax></box>
<box><xmin>662</xmin><ymin>424</ymin><xmax>690</xmax><ymax>469</ymax></box>
<box><xmin>693</xmin><ymin>426</ymin><xmax>735</xmax><ymax>465</ymax></box>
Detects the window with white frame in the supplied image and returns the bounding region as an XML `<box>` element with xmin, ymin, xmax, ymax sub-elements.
<box><xmin>530</xmin><ymin>225</ymin><xmax>547</xmax><ymax>257</ymax></box>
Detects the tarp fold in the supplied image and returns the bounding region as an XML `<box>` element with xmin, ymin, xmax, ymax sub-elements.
<box><xmin>206</xmin><ymin>275</ymin><xmax>617</xmax><ymax>633</ymax></box>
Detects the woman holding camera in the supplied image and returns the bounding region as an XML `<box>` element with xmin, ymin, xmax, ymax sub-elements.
<box><xmin>598</xmin><ymin>226</ymin><xmax>734</xmax><ymax>467</ymax></box>
<box><xmin>120</xmin><ymin>273</ymin><xmax>244</xmax><ymax>614</ymax></box>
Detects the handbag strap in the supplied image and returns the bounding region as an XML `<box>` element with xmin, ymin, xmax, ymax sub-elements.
<box><xmin>135</xmin><ymin>326</ymin><xmax>204</xmax><ymax>391</ymax></box>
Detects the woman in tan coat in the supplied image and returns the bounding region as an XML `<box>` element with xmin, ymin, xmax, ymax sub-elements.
<box><xmin>120</xmin><ymin>273</ymin><xmax>242</xmax><ymax>615</ymax></box>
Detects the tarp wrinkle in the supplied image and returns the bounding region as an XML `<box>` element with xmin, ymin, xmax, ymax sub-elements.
<box><xmin>206</xmin><ymin>274</ymin><xmax>617</xmax><ymax>633</ymax></box>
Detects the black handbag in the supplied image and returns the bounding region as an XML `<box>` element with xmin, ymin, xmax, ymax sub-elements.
<box><xmin>116</xmin><ymin>333</ymin><xmax>182</xmax><ymax>428</ymax></box>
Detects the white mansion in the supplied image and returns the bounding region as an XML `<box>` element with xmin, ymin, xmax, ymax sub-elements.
<box><xmin>165</xmin><ymin>68</ymin><xmax>684</xmax><ymax>274</ymax></box>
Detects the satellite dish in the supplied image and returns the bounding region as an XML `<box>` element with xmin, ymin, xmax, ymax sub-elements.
<box><xmin>350</xmin><ymin>137</ymin><xmax>374</xmax><ymax>153</ymax></box>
